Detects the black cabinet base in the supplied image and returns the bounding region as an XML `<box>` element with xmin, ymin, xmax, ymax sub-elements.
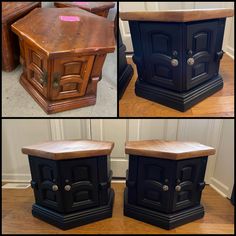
<box><xmin>124</xmin><ymin>188</ymin><xmax>204</xmax><ymax>229</ymax></box>
<box><xmin>135</xmin><ymin>74</ymin><xmax>223</xmax><ymax>112</ymax></box>
<box><xmin>32</xmin><ymin>188</ymin><xmax>114</xmax><ymax>230</ymax></box>
<box><xmin>119</xmin><ymin>64</ymin><xmax>134</xmax><ymax>99</ymax></box>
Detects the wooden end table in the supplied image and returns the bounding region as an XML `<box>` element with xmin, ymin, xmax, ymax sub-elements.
<box><xmin>120</xmin><ymin>9</ymin><xmax>234</xmax><ymax>111</ymax></box>
<box><xmin>54</xmin><ymin>2</ymin><xmax>115</xmax><ymax>18</ymax></box>
<box><xmin>11</xmin><ymin>8</ymin><xmax>115</xmax><ymax>114</ymax></box>
<box><xmin>124</xmin><ymin>140</ymin><xmax>215</xmax><ymax>229</ymax></box>
<box><xmin>2</xmin><ymin>2</ymin><xmax>41</xmax><ymax>72</ymax></box>
<box><xmin>22</xmin><ymin>140</ymin><xmax>114</xmax><ymax>229</ymax></box>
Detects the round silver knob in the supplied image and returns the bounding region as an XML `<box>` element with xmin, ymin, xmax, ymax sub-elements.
<box><xmin>52</xmin><ymin>184</ymin><xmax>58</xmax><ymax>192</ymax></box>
<box><xmin>187</xmin><ymin>58</ymin><xmax>195</xmax><ymax>66</ymax></box>
<box><xmin>64</xmin><ymin>185</ymin><xmax>71</xmax><ymax>191</ymax></box>
<box><xmin>162</xmin><ymin>185</ymin><xmax>169</xmax><ymax>191</ymax></box>
<box><xmin>171</xmin><ymin>59</ymin><xmax>178</xmax><ymax>67</ymax></box>
<box><xmin>175</xmin><ymin>185</ymin><xmax>182</xmax><ymax>192</ymax></box>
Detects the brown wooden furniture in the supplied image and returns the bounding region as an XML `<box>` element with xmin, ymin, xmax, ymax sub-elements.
<box><xmin>120</xmin><ymin>8</ymin><xmax>234</xmax><ymax>22</ymax></box>
<box><xmin>2</xmin><ymin>2</ymin><xmax>41</xmax><ymax>72</ymax></box>
<box><xmin>124</xmin><ymin>139</ymin><xmax>215</xmax><ymax>229</ymax></box>
<box><xmin>22</xmin><ymin>140</ymin><xmax>114</xmax><ymax>229</ymax></box>
<box><xmin>125</xmin><ymin>140</ymin><xmax>215</xmax><ymax>160</ymax></box>
<box><xmin>11</xmin><ymin>8</ymin><xmax>115</xmax><ymax>114</ymax></box>
<box><xmin>54</xmin><ymin>2</ymin><xmax>115</xmax><ymax>18</ymax></box>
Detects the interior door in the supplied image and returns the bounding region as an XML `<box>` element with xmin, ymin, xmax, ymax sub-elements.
<box><xmin>60</xmin><ymin>157</ymin><xmax>99</xmax><ymax>213</ymax></box>
<box><xmin>28</xmin><ymin>156</ymin><xmax>64</xmax><ymax>212</ymax></box>
<box><xmin>185</xmin><ymin>20</ymin><xmax>218</xmax><ymax>90</ymax></box>
<box><xmin>51</xmin><ymin>55</ymin><xmax>94</xmax><ymax>100</ymax></box>
<box><xmin>137</xmin><ymin>157</ymin><xmax>173</xmax><ymax>213</ymax></box>
<box><xmin>140</xmin><ymin>22</ymin><xmax>183</xmax><ymax>91</ymax></box>
<box><xmin>24</xmin><ymin>44</ymin><xmax>48</xmax><ymax>98</ymax></box>
<box><xmin>172</xmin><ymin>157</ymin><xmax>206</xmax><ymax>212</ymax></box>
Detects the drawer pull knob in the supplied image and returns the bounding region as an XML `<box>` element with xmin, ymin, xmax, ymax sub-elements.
<box><xmin>64</xmin><ymin>185</ymin><xmax>71</xmax><ymax>191</ymax></box>
<box><xmin>52</xmin><ymin>184</ymin><xmax>58</xmax><ymax>191</ymax></box>
<box><xmin>162</xmin><ymin>185</ymin><xmax>169</xmax><ymax>191</ymax></box>
<box><xmin>187</xmin><ymin>58</ymin><xmax>195</xmax><ymax>66</ymax></box>
<box><xmin>175</xmin><ymin>185</ymin><xmax>182</xmax><ymax>192</ymax></box>
<box><xmin>171</xmin><ymin>59</ymin><xmax>178</xmax><ymax>67</ymax></box>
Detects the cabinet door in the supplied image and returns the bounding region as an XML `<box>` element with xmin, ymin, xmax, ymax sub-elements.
<box><xmin>137</xmin><ymin>157</ymin><xmax>173</xmax><ymax>213</ymax></box>
<box><xmin>172</xmin><ymin>158</ymin><xmax>205</xmax><ymax>212</ymax></box>
<box><xmin>60</xmin><ymin>158</ymin><xmax>99</xmax><ymax>213</ymax></box>
<box><xmin>29</xmin><ymin>156</ymin><xmax>64</xmax><ymax>212</ymax></box>
<box><xmin>51</xmin><ymin>55</ymin><xmax>95</xmax><ymax>100</ymax></box>
<box><xmin>140</xmin><ymin>22</ymin><xmax>182</xmax><ymax>91</ymax></box>
<box><xmin>185</xmin><ymin>20</ymin><xmax>218</xmax><ymax>89</ymax></box>
<box><xmin>24</xmin><ymin>44</ymin><xmax>48</xmax><ymax>97</ymax></box>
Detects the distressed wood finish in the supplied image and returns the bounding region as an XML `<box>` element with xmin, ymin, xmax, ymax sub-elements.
<box><xmin>22</xmin><ymin>140</ymin><xmax>114</xmax><ymax>160</ymax></box>
<box><xmin>120</xmin><ymin>8</ymin><xmax>234</xmax><ymax>22</ymax></box>
<box><xmin>11</xmin><ymin>8</ymin><xmax>115</xmax><ymax>114</ymax></box>
<box><xmin>125</xmin><ymin>140</ymin><xmax>215</xmax><ymax>160</ymax></box>
<box><xmin>2</xmin><ymin>2</ymin><xmax>41</xmax><ymax>72</ymax></box>
<box><xmin>54</xmin><ymin>2</ymin><xmax>115</xmax><ymax>18</ymax></box>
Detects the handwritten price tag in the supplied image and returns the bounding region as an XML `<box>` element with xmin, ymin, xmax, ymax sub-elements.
<box><xmin>59</xmin><ymin>16</ymin><xmax>80</xmax><ymax>22</ymax></box>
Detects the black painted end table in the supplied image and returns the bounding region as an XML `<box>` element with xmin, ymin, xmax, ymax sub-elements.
<box><xmin>120</xmin><ymin>9</ymin><xmax>234</xmax><ymax>111</ymax></box>
<box><xmin>124</xmin><ymin>140</ymin><xmax>215</xmax><ymax>229</ymax></box>
<box><xmin>22</xmin><ymin>140</ymin><xmax>114</xmax><ymax>230</ymax></box>
<box><xmin>119</xmin><ymin>29</ymin><xmax>134</xmax><ymax>99</ymax></box>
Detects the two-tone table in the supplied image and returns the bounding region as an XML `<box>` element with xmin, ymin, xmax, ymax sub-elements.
<box><xmin>120</xmin><ymin>9</ymin><xmax>234</xmax><ymax>111</ymax></box>
<box><xmin>22</xmin><ymin>140</ymin><xmax>114</xmax><ymax>229</ymax></box>
<box><xmin>125</xmin><ymin>140</ymin><xmax>215</xmax><ymax>229</ymax></box>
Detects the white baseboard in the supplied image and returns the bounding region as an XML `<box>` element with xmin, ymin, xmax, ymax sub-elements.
<box><xmin>210</xmin><ymin>177</ymin><xmax>229</xmax><ymax>198</ymax></box>
<box><xmin>111</xmin><ymin>158</ymin><xmax>128</xmax><ymax>178</ymax></box>
<box><xmin>225</xmin><ymin>46</ymin><xmax>234</xmax><ymax>59</ymax></box>
<box><xmin>2</xmin><ymin>173</ymin><xmax>31</xmax><ymax>183</ymax></box>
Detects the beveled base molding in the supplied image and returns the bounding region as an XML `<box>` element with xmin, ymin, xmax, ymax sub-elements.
<box><xmin>32</xmin><ymin>188</ymin><xmax>114</xmax><ymax>230</ymax></box>
<box><xmin>20</xmin><ymin>73</ymin><xmax>97</xmax><ymax>114</ymax></box>
<box><xmin>135</xmin><ymin>75</ymin><xmax>223</xmax><ymax>112</ymax></box>
<box><xmin>124</xmin><ymin>188</ymin><xmax>204</xmax><ymax>229</ymax></box>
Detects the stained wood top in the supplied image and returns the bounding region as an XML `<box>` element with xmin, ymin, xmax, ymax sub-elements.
<box><xmin>22</xmin><ymin>140</ymin><xmax>114</xmax><ymax>160</ymax></box>
<box><xmin>11</xmin><ymin>8</ymin><xmax>115</xmax><ymax>55</ymax></box>
<box><xmin>125</xmin><ymin>140</ymin><xmax>215</xmax><ymax>160</ymax></box>
<box><xmin>120</xmin><ymin>8</ymin><xmax>234</xmax><ymax>22</ymax></box>
<box><xmin>54</xmin><ymin>2</ymin><xmax>115</xmax><ymax>13</ymax></box>
<box><xmin>2</xmin><ymin>2</ymin><xmax>41</xmax><ymax>24</ymax></box>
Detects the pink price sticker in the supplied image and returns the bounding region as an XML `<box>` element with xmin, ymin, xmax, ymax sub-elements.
<box><xmin>59</xmin><ymin>16</ymin><xmax>80</xmax><ymax>22</ymax></box>
<box><xmin>73</xmin><ymin>2</ymin><xmax>88</xmax><ymax>5</ymax></box>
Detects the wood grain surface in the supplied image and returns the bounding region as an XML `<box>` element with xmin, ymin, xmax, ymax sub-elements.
<box><xmin>22</xmin><ymin>140</ymin><xmax>114</xmax><ymax>160</ymax></box>
<box><xmin>54</xmin><ymin>2</ymin><xmax>115</xmax><ymax>13</ymax></box>
<box><xmin>120</xmin><ymin>8</ymin><xmax>234</xmax><ymax>22</ymax></box>
<box><xmin>11</xmin><ymin>8</ymin><xmax>115</xmax><ymax>55</ymax></box>
<box><xmin>125</xmin><ymin>140</ymin><xmax>215</xmax><ymax>160</ymax></box>
<box><xmin>2</xmin><ymin>183</ymin><xmax>234</xmax><ymax>234</ymax></box>
<box><xmin>119</xmin><ymin>54</ymin><xmax>234</xmax><ymax>117</ymax></box>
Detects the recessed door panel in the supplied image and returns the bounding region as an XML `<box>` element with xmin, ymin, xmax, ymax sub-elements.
<box><xmin>51</xmin><ymin>55</ymin><xmax>95</xmax><ymax>100</ymax></box>
<box><xmin>60</xmin><ymin>158</ymin><xmax>99</xmax><ymax>213</ymax></box>
<box><xmin>24</xmin><ymin>44</ymin><xmax>48</xmax><ymax>97</ymax></box>
<box><xmin>140</xmin><ymin>22</ymin><xmax>182</xmax><ymax>91</ymax></box>
<box><xmin>29</xmin><ymin>156</ymin><xmax>64</xmax><ymax>212</ymax></box>
<box><xmin>137</xmin><ymin>157</ymin><xmax>173</xmax><ymax>213</ymax></box>
<box><xmin>172</xmin><ymin>158</ymin><xmax>202</xmax><ymax>212</ymax></box>
<box><xmin>185</xmin><ymin>20</ymin><xmax>218</xmax><ymax>89</ymax></box>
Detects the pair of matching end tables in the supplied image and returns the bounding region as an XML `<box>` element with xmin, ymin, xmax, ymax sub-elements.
<box><xmin>120</xmin><ymin>9</ymin><xmax>234</xmax><ymax>111</ymax></box>
<box><xmin>22</xmin><ymin>139</ymin><xmax>215</xmax><ymax>230</ymax></box>
<box><xmin>3</xmin><ymin>2</ymin><xmax>115</xmax><ymax>114</ymax></box>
